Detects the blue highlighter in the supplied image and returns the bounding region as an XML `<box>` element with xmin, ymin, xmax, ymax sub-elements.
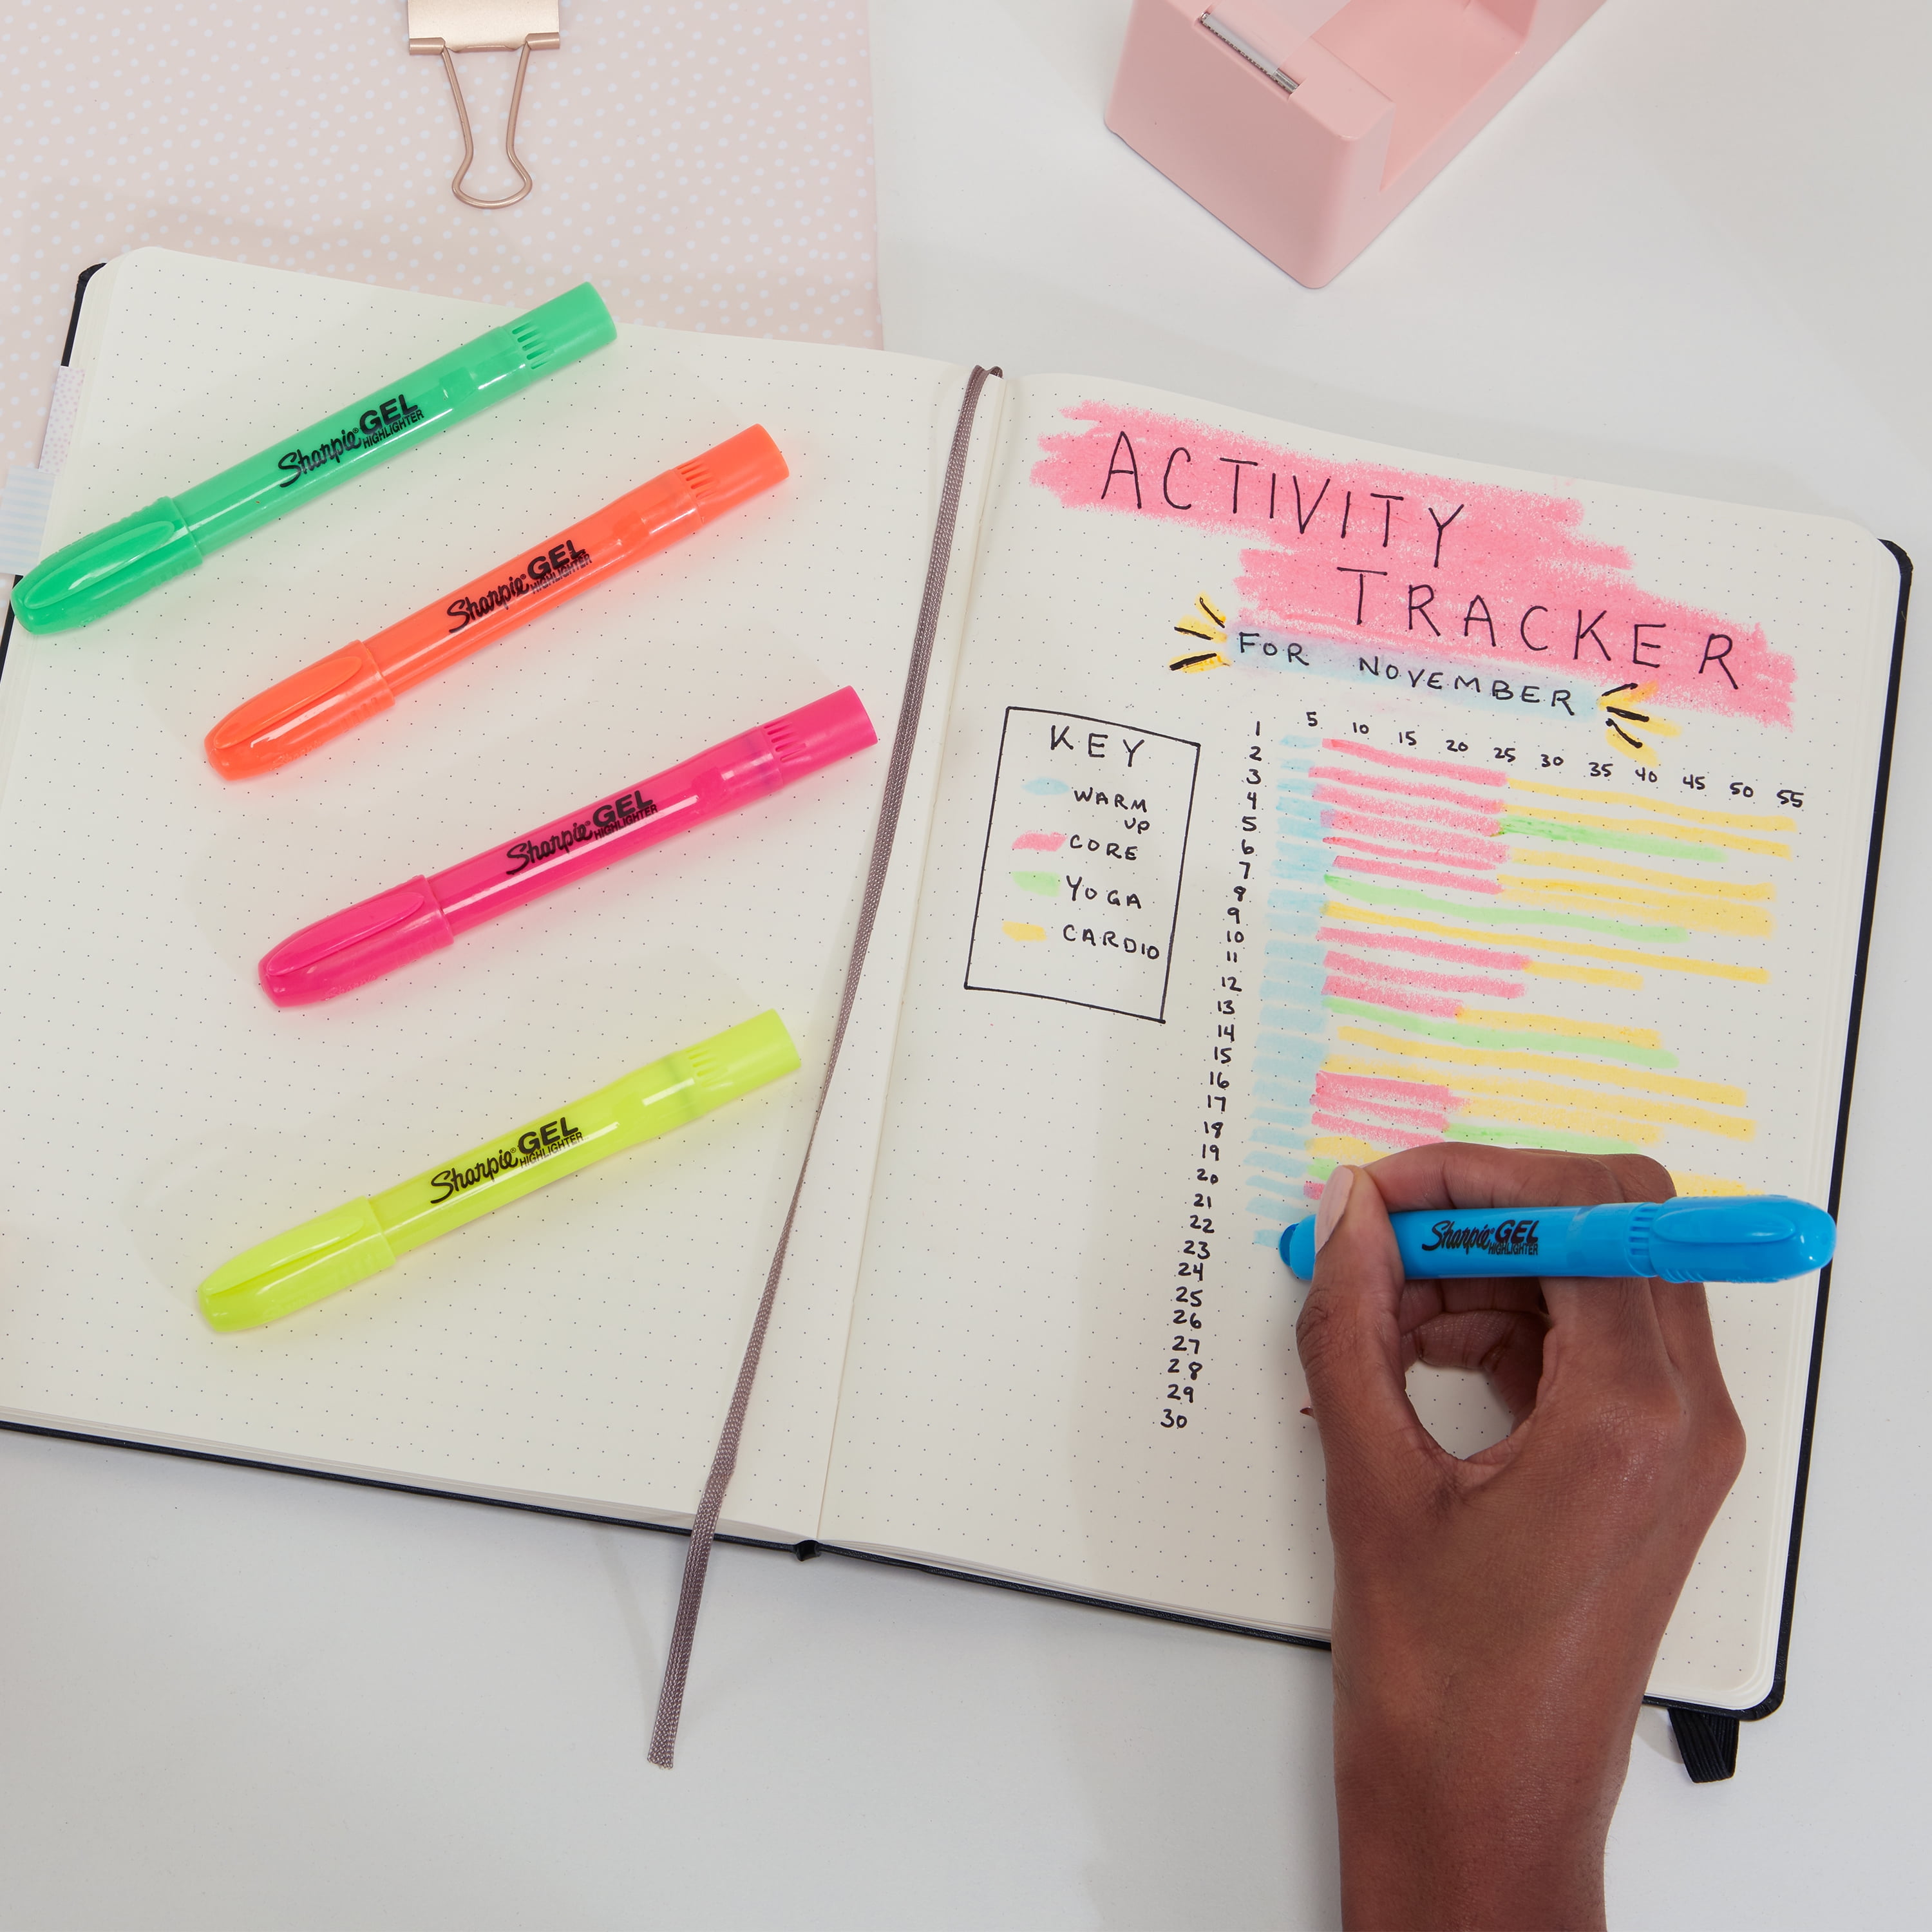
<box><xmin>1279</xmin><ymin>1197</ymin><xmax>1836</xmax><ymax>1285</ymax></box>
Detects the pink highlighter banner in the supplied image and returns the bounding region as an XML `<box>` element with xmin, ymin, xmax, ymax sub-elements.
<box><xmin>1033</xmin><ymin>405</ymin><xmax>1794</xmax><ymax>728</ymax></box>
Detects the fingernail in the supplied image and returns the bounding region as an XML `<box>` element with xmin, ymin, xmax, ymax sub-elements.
<box><xmin>1313</xmin><ymin>1166</ymin><xmax>1356</xmax><ymax>1255</ymax></box>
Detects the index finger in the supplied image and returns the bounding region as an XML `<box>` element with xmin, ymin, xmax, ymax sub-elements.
<box><xmin>1361</xmin><ymin>1143</ymin><xmax>1674</xmax><ymax>1215</ymax></box>
<box><xmin>1361</xmin><ymin>1142</ymin><xmax>1682</xmax><ymax>1389</ymax></box>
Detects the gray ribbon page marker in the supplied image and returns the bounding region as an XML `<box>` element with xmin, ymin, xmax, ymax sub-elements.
<box><xmin>649</xmin><ymin>367</ymin><xmax>1001</xmax><ymax>1769</ymax></box>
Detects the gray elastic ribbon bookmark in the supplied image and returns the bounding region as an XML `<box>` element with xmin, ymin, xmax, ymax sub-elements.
<box><xmin>650</xmin><ymin>366</ymin><xmax>998</xmax><ymax>1768</ymax></box>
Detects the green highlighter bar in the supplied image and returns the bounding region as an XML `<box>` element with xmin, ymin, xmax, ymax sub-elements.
<box><xmin>12</xmin><ymin>283</ymin><xmax>616</xmax><ymax>633</ymax></box>
<box><xmin>198</xmin><ymin>1011</ymin><xmax>799</xmax><ymax>1332</ymax></box>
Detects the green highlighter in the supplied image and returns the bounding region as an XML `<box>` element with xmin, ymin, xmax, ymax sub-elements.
<box><xmin>198</xmin><ymin>1011</ymin><xmax>800</xmax><ymax>1332</ymax></box>
<box><xmin>11</xmin><ymin>283</ymin><xmax>616</xmax><ymax>634</ymax></box>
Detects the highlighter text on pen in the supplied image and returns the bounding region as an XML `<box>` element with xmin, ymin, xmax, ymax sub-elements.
<box><xmin>430</xmin><ymin>1114</ymin><xmax>584</xmax><ymax>1203</ymax></box>
<box><xmin>502</xmin><ymin>789</ymin><xmax>660</xmax><ymax>875</ymax></box>
<box><xmin>276</xmin><ymin>393</ymin><xmax>427</xmax><ymax>486</ymax></box>
<box><xmin>447</xmin><ymin>540</ymin><xmax>594</xmax><ymax>631</ymax></box>
<box><xmin>1418</xmin><ymin>1217</ymin><xmax>1543</xmax><ymax>1257</ymax></box>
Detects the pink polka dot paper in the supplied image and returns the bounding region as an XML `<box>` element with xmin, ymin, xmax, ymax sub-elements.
<box><xmin>0</xmin><ymin>0</ymin><xmax>880</xmax><ymax>475</ymax></box>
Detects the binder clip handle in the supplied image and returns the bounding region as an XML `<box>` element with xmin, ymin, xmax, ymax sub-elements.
<box><xmin>408</xmin><ymin>0</ymin><xmax>561</xmax><ymax>211</ymax></box>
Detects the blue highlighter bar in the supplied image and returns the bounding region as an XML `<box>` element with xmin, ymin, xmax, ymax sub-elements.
<box><xmin>1280</xmin><ymin>1197</ymin><xmax>1837</xmax><ymax>1285</ymax></box>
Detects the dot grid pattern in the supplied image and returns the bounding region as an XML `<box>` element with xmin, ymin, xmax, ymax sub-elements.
<box><xmin>0</xmin><ymin>0</ymin><xmax>880</xmax><ymax>476</ymax></box>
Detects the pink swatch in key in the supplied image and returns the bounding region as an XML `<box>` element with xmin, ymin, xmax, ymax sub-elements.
<box><xmin>1032</xmin><ymin>404</ymin><xmax>1794</xmax><ymax>726</ymax></box>
<box><xmin>1012</xmin><ymin>831</ymin><xmax>1066</xmax><ymax>853</ymax></box>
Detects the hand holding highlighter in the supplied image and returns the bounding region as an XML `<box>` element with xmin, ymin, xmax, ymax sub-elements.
<box><xmin>1294</xmin><ymin>1150</ymin><xmax>1750</xmax><ymax>1927</ymax></box>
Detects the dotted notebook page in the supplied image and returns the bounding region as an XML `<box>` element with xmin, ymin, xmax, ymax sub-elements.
<box><xmin>0</xmin><ymin>249</ymin><xmax>994</xmax><ymax>1543</ymax></box>
<box><xmin>817</xmin><ymin>374</ymin><xmax>1895</xmax><ymax>1710</ymax></box>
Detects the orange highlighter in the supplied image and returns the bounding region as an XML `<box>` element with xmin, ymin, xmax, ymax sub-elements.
<box><xmin>205</xmin><ymin>425</ymin><xmax>788</xmax><ymax>777</ymax></box>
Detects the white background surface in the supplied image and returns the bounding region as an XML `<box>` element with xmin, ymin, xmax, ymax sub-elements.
<box><xmin>2</xmin><ymin>1</ymin><xmax>1927</xmax><ymax>1925</ymax></box>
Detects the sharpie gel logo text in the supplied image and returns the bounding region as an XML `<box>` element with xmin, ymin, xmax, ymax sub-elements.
<box><xmin>276</xmin><ymin>393</ymin><xmax>426</xmax><ymax>486</ymax></box>
<box><xmin>448</xmin><ymin>540</ymin><xmax>592</xmax><ymax>631</ymax></box>
<box><xmin>504</xmin><ymin>789</ymin><xmax>658</xmax><ymax>876</ymax></box>
<box><xmin>430</xmin><ymin>1115</ymin><xmax>583</xmax><ymax>1203</ymax></box>
<box><xmin>1419</xmin><ymin>1217</ymin><xmax>1541</xmax><ymax>1257</ymax></box>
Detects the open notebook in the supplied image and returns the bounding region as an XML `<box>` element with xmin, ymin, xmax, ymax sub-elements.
<box><xmin>0</xmin><ymin>251</ymin><xmax>1906</xmax><ymax>1721</ymax></box>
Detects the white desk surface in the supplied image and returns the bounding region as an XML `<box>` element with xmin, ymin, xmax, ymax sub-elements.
<box><xmin>3</xmin><ymin>2</ymin><xmax>1927</xmax><ymax>1926</ymax></box>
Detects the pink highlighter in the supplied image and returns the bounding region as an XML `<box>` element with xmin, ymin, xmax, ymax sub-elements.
<box><xmin>260</xmin><ymin>688</ymin><xmax>876</xmax><ymax>1005</ymax></box>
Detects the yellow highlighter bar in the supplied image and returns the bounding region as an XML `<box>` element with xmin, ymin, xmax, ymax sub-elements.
<box><xmin>198</xmin><ymin>1011</ymin><xmax>800</xmax><ymax>1332</ymax></box>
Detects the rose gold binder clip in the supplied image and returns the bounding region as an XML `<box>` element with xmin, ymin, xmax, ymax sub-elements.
<box><xmin>409</xmin><ymin>0</ymin><xmax>560</xmax><ymax>210</ymax></box>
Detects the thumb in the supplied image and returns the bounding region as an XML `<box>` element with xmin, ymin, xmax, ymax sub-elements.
<box><xmin>1295</xmin><ymin>1167</ymin><xmax>1436</xmax><ymax>1497</ymax></box>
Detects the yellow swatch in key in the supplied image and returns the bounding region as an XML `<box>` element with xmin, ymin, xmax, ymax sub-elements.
<box><xmin>1003</xmin><ymin>920</ymin><xmax>1047</xmax><ymax>942</ymax></box>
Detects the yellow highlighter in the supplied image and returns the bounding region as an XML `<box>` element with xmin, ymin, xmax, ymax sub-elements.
<box><xmin>199</xmin><ymin>1010</ymin><xmax>800</xmax><ymax>1332</ymax></box>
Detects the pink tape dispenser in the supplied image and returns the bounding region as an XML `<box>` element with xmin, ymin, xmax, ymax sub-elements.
<box><xmin>1108</xmin><ymin>0</ymin><xmax>1609</xmax><ymax>287</ymax></box>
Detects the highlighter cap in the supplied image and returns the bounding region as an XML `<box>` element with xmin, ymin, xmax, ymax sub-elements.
<box><xmin>260</xmin><ymin>876</ymin><xmax>454</xmax><ymax>1006</ymax></box>
<box><xmin>199</xmin><ymin>1196</ymin><xmax>397</xmax><ymax>1332</ymax></box>
<box><xmin>509</xmin><ymin>282</ymin><xmax>617</xmax><ymax>374</ymax></box>
<box><xmin>679</xmin><ymin>426</ymin><xmax>790</xmax><ymax>527</ymax></box>
<box><xmin>762</xmin><ymin>687</ymin><xmax>876</xmax><ymax>780</ymax></box>
<box><xmin>677</xmin><ymin>1010</ymin><xmax>801</xmax><ymax>1111</ymax></box>
<box><xmin>206</xmin><ymin>640</ymin><xmax>396</xmax><ymax>778</ymax></box>
<box><xmin>10</xmin><ymin>497</ymin><xmax>204</xmax><ymax>635</ymax></box>
<box><xmin>1635</xmin><ymin>1195</ymin><xmax>1836</xmax><ymax>1283</ymax></box>
<box><xmin>453</xmin><ymin>283</ymin><xmax>616</xmax><ymax>405</ymax></box>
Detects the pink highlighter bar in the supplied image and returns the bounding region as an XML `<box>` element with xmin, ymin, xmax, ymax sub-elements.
<box><xmin>260</xmin><ymin>688</ymin><xmax>875</xmax><ymax>1005</ymax></box>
